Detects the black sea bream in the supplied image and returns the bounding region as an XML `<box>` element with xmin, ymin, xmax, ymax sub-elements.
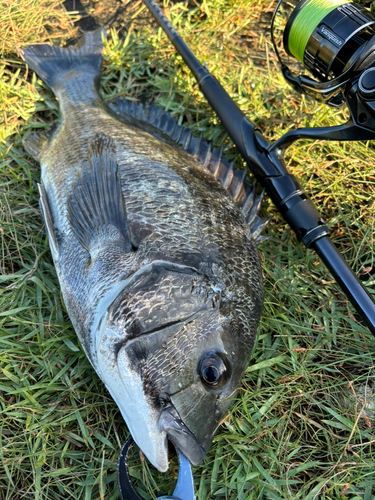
<box><xmin>20</xmin><ymin>29</ymin><xmax>268</xmax><ymax>472</ymax></box>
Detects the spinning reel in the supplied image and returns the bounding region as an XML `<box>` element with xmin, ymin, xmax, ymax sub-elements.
<box><xmin>271</xmin><ymin>0</ymin><xmax>375</xmax><ymax>145</ymax></box>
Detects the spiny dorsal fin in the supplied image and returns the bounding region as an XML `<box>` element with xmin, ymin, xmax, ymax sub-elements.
<box><xmin>67</xmin><ymin>133</ymin><xmax>133</xmax><ymax>255</ymax></box>
<box><xmin>109</xmin><ymin>98</ymin><xmax>270</xmax><ymax>243</ymax></box>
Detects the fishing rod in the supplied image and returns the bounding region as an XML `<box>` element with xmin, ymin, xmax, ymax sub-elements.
<box><xmin>141</xmin><ymin>0</ymin><xmax>375</xmax><ymax>335</ymax></box>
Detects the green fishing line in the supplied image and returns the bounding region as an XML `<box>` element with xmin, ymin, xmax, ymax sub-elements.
<box><xmin>288</xmin><ymin>0</ymin><xmax>348</xmax><ymax>63</ymax></box>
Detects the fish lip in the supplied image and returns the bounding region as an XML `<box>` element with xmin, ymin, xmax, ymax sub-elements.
<box><xmin>159</xmin><ymin>406</ymin><xmax>206</xmax><ymax>466</ymax></box>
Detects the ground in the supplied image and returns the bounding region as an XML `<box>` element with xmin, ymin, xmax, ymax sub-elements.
<box><xmin>1</xmin><ymin>1</ymin><xmax>375</xmax><ymax>499</ymax></box>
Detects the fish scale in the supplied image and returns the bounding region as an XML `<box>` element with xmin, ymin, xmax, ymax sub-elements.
<box><xmin>20</xmin><ymin>27</ymin><xmax>268</xmax><ymax>472</ymax></box>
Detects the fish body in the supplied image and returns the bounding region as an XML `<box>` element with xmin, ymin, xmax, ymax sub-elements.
<box><xmin>21</xmin><ymin>29</ymin><xmax>265</xmax><ymax>471</ymax></box>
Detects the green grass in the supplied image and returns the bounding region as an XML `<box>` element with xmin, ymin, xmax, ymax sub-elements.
<box><xmin>1</xmin><ymin>0</ymin><xmax>375</xmax><ymax>498</ymax></box>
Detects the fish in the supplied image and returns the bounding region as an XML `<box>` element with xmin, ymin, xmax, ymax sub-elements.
<box><xmin>19</xmin><ymin>28</ymin><xmax>268</xmax><ymax>472</ymax></box>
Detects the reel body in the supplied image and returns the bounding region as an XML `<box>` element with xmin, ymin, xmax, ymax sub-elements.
<box><xmin>271</xmin><ymin>0</ymin><xmax>375</xmax><ymax>148</ymax></box>
<box><xmin>273</xmin><ymin>0</ymin><xmax>375</xmax><ymax>108</ymax></box>
<box><xmin>284</xmin><ymin>1</ymin><xmax>375</xmax><ymax>79</ymax></box>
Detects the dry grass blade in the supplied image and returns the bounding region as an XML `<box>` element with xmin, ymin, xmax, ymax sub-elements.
<box><xmin>0</xmin><ymin>0</ymin><xmax>78</xmax><ymax>58</ymax></box>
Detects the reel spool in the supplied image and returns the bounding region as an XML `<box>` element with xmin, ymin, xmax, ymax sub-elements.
<box><xmin>272</xmin><ymin>0</ymin><xmax>375</xmax><ymax>103</ymax></box>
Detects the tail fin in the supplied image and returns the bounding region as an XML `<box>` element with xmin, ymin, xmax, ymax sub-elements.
<box><xmin>19</xmin><ymin>28</ymin><xmax>105</xmax><ymax>92</ymax></box>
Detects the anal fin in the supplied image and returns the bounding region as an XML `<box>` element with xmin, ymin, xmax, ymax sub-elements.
<box><xmin>67</xmin><ymin>134</ymin><xmax>133</xmax><ymax>257</ymax></box>
<box><xmin>23</xmin><ymin>132</ymin><xmax>49</xmax><ymax>161</ymax></box>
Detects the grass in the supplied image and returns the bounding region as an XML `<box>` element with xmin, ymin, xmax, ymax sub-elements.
<box><xmin>0</xmin><ymin>0</ymin><xmax>78</xmax><ymax>57</ymax></box>
<box><xmin>1</xmin><ymin>0</ymin><xmax>375</xmax><ymax>498</ymax></box>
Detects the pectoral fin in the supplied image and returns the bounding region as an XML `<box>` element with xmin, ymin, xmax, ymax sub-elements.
<box><xmin>67</xmin><ymin>134</ymin><xmax>133</xmax><ymax>256</ymax></box>
<box><xmin>38</xmin><ymin>183</ymin><xmax>59</xmax><ymax>258</ymax></box>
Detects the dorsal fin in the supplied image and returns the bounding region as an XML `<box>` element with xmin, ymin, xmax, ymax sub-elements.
<box><xmin>108</xmin><ymin>98</ymin><xmax>270</xmax><ymax>243</ymax></box>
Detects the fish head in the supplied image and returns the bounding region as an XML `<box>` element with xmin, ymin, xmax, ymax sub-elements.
<box><xmin>96</xmin><ymin>261</ymin><xmax>262</xmax><ymax>472</ymax></box>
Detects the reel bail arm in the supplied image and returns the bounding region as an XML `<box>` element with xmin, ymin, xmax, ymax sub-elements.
<box><xmin>142</xmin><ymin>0</ymin><xmax>375</xmax><ymax>334</ymax></box>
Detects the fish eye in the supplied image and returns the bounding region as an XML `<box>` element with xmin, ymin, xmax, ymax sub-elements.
<box><xmin>199</xmin><ymin>353</ymin><xmax>230</xmax><ymax>389</ymax></box>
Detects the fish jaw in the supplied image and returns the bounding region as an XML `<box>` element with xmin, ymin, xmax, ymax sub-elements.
<box><xmin>159</xmin><ymin>406</ymin><xmax>206</xmax><ymax>466</ymax></box>
<box><xmin>95</xmin><ymin>309</ymin><xmax>169</xmax><ymax>471</ymax></box>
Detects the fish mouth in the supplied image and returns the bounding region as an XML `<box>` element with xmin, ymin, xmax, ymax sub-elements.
<box><xmin>159</xmin><ymin>405</ymin><xmax>206</xmax><ymax>466</ymax></box>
